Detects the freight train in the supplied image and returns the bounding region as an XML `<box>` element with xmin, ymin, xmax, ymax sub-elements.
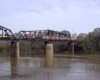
<box><xmin>25</xmin><ymin>30</ymin><xmax>74</xmax><ymax>41</ymax></box>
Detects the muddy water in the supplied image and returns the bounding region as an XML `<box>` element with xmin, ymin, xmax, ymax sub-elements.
<box><xmin>0</xmin><ymin>55</ymin><xmax>100</xmax><ymax>80</ymax></box>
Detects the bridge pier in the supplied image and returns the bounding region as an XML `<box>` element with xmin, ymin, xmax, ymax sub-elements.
<box><xmin>71</xmin><ymin>42</ymin><xmax>74</xmax><ymax>56</ymax></box>
<box><xmin>44</xmin><ymin>42</ymin><xmax>53</xmax><ymax>56</ymax></box>
<box><xmin>67</xmin><ymin>42</ymin><xmax>74</xmax><ymax>56</ymax></box>
<box><xmin>44</xmin><ymin>42</ymin><xmax>53</xmax><ymax>68</ymax></box>
<box><xmin>10</xmin><ymin>41</ymin><xmax>20</xmax><ymax>58</ymax></box>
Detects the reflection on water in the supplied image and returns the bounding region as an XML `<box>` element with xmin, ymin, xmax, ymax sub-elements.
<box><xmin>10</xmin><ymin>58</ymin><xmax>19</xmax><ymax>78</ymax></box>
<box><xmin>44</xmin><ymin>55</ymin><xmax>53</xmax><ymax>68</ymax></box>
<box><xmin>0</xmin><ymin>55</ymin><xmax>100</xmax><ymax>80</ymax></box>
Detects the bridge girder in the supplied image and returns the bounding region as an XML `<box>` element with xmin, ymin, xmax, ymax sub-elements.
<box><xmin>0</xmin><ymin>26</ymin><xmax>81</xmax><ymax>42</ymax></box>
<box><xmin>17</xmin><ymin>30</ymin><xmax>73</xmax><ymax>41</ymax></box>
<box><xmin>0</xmin><ymin>25</ymin><xmax>16</xmax><ymax>40</ymax></box>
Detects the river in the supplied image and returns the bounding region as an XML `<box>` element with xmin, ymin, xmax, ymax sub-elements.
<box><xmin>0</xmin><ymin>55</ymin><xmax>100</xmax><ymax>80</ymax></box>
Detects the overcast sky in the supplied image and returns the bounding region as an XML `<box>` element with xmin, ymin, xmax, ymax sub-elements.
<box><xmin>0</xmin><ymin>0</ymin><xmax>100</xmax><ymax>34</ymax></box>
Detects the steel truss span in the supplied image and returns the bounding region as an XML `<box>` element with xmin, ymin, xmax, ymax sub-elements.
<box><xmin>18</xmin><ymin>30</ymin><xmax>74</xmax><ymax>41</ymax></box>
<box><xmin>0</xmin><ymin>25</ymin><xmax>78</xmax><ymax>42</ymax></box>
<box><xmin>0</xmin><ymin>26</ymin><xmax>16</xmax><ymax>40</ymax></box>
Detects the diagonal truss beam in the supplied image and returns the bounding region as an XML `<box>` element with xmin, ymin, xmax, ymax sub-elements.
<box><xmin>18</xmin><ymin>30</ymin><xmax>72</xmax><ymax>41</ymax></box>
<box><xmin>0</xmin><ymin>25</ymin><xmax>16</xmax><ymax>40</ymax></box>
<box><xmin>0</xmin><ymin>25</ymin><xmax>76</xmax><ymax>42</ymax></box>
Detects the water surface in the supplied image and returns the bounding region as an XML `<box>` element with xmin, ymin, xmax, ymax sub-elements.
<box><xmin>0</xmin><ymin>55</ymin><xmax>100</xmax><ymax>80</ymax></box>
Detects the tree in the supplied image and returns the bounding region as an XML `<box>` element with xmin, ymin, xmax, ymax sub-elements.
<box><xmin>61</xmin><ymin>30</ymin><xmax>71</xmax><ymax>37</ymax></box>
<box><xmin>93</xmin><ymin>28</ymin><xmax>100</xmax><ymax>36</ymax></box>
<box><xmin>77</xmin><ymin>33</ymin><xmax>87</xmax><ymax>41</ymax></box>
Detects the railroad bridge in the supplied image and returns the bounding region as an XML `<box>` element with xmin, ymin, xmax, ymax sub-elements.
<box><xmin>0</xmin><ymin>25</ymin><xmax>80</xmax><ymax>58</ymax></box>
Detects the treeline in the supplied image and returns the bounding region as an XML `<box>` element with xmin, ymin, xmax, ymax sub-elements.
<box><xmin>0</xmin><ymin>30</ymin><xmax>78</xmax><ymax>56</ymax></box>
<box><xmin>0</xmin><ymin>28</ymin><xmax>100</xmax><ymax>56</ymax></box>
<box><xmin>77</xmin><ymin>28</ymin><xmax>100</xmax><ymax>54</ymax></box>
<box><xmin>0</xmin><ymin>41</ymin><xmax>75</xmax><ymax>56</ymax></box>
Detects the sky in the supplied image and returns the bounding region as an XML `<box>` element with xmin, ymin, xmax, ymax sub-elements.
<box><xmin>0</xmin><ymin>0</ymin><xmax>100</xmax><ymax>35</ymax></box>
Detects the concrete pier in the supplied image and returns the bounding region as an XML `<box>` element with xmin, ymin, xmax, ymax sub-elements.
<box><xmin>71</xmin><ymin>42</ymin><xmax>74</xmax><ymax>56</ymax></box>
<box><xmin>44</xmin><ymin>42</ymin><xmax>53</xmax><ymax>56</ymax></box>
<box><xmin>44</xmin><ymin>42</ymin><xmax>54</xmax><ymax>68</ymax></box>
<box><xmin>67</xmin><ymin>42</ymin><xmax>74</xmax><ymax>56</ymax></box>
<box><xmin>10</xmin><ymin>41</ymin><xmax>20</xmax><ymax>58</ymax></box>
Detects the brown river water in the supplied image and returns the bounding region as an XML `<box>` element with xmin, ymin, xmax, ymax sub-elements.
<box><xmin>0</xmin><ymin>55</ymin><xmax>100</xmax><ymax>80</ymax></box>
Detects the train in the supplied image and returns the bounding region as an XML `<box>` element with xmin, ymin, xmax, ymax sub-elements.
<box><xmin>25</xmin><ymin>30</ymin><xmax>75</xmax><ymax>41</ymax></box>
<box><xmin>42</xmin><ymin>35</ymin><xmax>74</xmax><ymax>41</ymax></box>
<box><xmin>0</xmin><ymin>36</ymin><xmax>8</xmax><ymax>38</ymax></box>
<box><xmin>0</xmin><ymin>30</ymin><xmax>75</xmax><ymax>40</ymax></box>
<box><xmin>0</xmin><ymin>34</ymin><xmax>8</xmax><ymax>38</ymax></box>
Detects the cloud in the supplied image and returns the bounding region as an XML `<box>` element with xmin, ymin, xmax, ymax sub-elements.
<box><xmin>0</xmin><ymin>0</ymin><xmax>100</xmax><ymax>34</ymax></box>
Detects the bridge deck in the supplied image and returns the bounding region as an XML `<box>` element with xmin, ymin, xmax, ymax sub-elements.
<box><xmin>0</xmin><ymin>25</ymin><xmax>80</xmax><ymax>42</ymax></box>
